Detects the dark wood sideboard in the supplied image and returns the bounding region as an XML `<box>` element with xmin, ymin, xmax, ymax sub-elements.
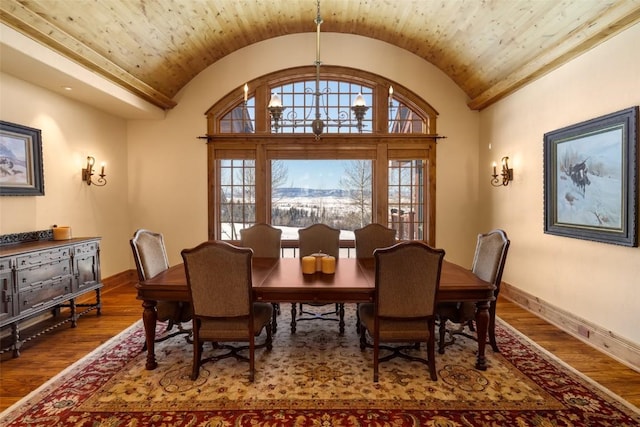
<box><xmin>0</xmin><ymin>236</ymin><xmax>103</xmax><ymax>357</ymax></box>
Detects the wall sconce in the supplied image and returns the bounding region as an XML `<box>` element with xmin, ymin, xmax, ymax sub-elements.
<box><xmin>491</xmin><ymin>156</ymin><xmax>513</xmax><ymax>187</ymax></box>
<box><xmin>81</xmin><ymin>156</ymin><xmax>107</xmax><ymax>186</ymax></box>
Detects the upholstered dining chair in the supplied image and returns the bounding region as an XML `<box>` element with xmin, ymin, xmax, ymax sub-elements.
<box><xmin>240</xmin><ymin>223</ymin><xmax>282</xmax><ymax>332</ymax></box>
<box><xmin>358</xmin><ymin>241</ymin><xmax>445</xmax><ymax>382</ymax></box>
<box><xmin>294</xmin><ymin>223</ymin><xmax>341</xmax><ymax>333</ymax></box>
<box><xmin>181</xmin><ymin>240</ymin><xmax>273</xmax><ymax>381</ymax></box>
<box><xmin>354</xmin><ymin>223</ymin><xmax>396</xmax><ymax>331</ymax></box>
<box><xmin>354</xmin><ymin>223</ymin><xmax>397</xmax><ymax>259</ymax></box>
<box><xmin>240</xmin><ymin>223</ymin><xmax>282</xmax><ymax>258</ymax></box>
<box><xmin>130</xmin><ymin>229</ymin><xmax>192</xmax><ymax>347</ymax></box>
<box><xmin>437</xmin><ymin>229</ymin><xmax>510</xmax><ymax>354</ymax></box>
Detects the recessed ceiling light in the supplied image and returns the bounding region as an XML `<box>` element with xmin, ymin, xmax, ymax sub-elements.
<box><xmin>61</xmin><ymin>86</ymin><xmax>73</xmax><ymax>91</ymax></box>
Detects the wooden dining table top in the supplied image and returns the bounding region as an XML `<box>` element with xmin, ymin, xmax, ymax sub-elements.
<box><xmin>137</xmin><ymin>257</ymin><xmax>495</xmax><ymax>304</ymax></box>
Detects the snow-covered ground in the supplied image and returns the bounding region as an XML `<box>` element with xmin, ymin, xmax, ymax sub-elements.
<box><xmin>222</xmin><ymin>223</ymin><xmax>354</xmax><ymax>241</ymax></box>
<box><xmin>556</xmin><ymin>170</ymin><xmax>622</xmax><ymax>229</ymax></box>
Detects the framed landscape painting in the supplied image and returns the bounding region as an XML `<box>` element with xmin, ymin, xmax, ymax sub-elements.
<box><xmin>543</xmin><ymin>106</ymin><xmax>638</xmax><ymax>247</ymax></box>
<box><xmin>0</xmin><ymin>121</ymin><xmax>45</xmax><ymax>196</ymax></box>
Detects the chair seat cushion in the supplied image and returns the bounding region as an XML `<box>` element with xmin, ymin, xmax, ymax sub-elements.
<box><xmin>198</xmin><ymin>302</ymin><xmax>273</xmax><ymax>341</ymax></box>
<box><xmin>359</xmin><ymin>302</ymin><xmax>432</xmax><ymax>342</ymax></box>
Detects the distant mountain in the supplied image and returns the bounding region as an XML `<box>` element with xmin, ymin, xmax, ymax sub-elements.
<box><xmin>273</xmin><ymin>187</ymin><xmax>350</xmax><ymax>198</ymax></box>
<box><xmin>0</xmin><ymin>143</ymin><xmax>17</xmax><ymax>159</ymax></box>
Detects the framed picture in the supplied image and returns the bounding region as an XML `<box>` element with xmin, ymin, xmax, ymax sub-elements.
<box><xmin>0</xmin><ymin>121</ymin><xmax>45</xmax><ymax>196</ymax></box>
<box><xmin>544</xmin><ymin>106</ymin><xmax>638</xmax><ymax>247</ymax></box>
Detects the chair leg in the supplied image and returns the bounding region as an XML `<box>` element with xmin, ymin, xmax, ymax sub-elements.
<box><xmin>467</xmin><ymin>319</ymin><xmax>476</xmax><ymax>332</ymax></box>
<box><xmin>290</xmin><ymin>303</ymin><xmax>297</xmax><ymax>333</ymax></box>
<box><xmin>373</xmin><ymin>336</ymin><xmax>379</xmax><ymax>382</ymax></box>
<box><xmin>427</xmin><ymin>332</ymin><xmax>437</xmax><ymax>381</ymax></box>
<box><xmin>438</xmin><ymin>317</ymin><xmax>448</xmax><ymax>354</ymax></box>
<box><xmin>488</xmin><ymin>308</ymin><xmax>499</xmax><ymax>352</ymax></box>
<box><xmin>271</xmin><ymin>303</ymin><xmax>278</xmax><ymax>334</ymax></box>
<box><xmin>191</xmin><ymin>340</ymin><xmax>201</xmax><ymax>380</ymax></box>
<box><xmin>266</xmin><ymin>323</ymin><xmax>273</xmax><ymax>351</ymax></box>
<box><xmin>249</xmin><ymin>336</ymin><xmax>255</xmax><ymax>382</ymax></box>
<box><xmin>359</xmin><ymin>326</ymin><xmax>367</xmax><ymax>350</ymax></box>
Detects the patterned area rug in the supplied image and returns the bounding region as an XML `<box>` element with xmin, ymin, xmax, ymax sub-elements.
<box><xmin>2</xmin><ymin>306</ymin><xmax>639</xmax><ymax>426</ymax></box>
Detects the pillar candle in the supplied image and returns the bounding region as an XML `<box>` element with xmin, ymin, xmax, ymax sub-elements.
<box><xmin>311</xmin><ymin>253</ymin><xmax>326</xmax><ymax>271</ymax></box>
<box><xmin>302</xmin><ymin>256</ymin><xmax>316</xmax><ymax>274</ymax></box>
<box><xmin>321</xmin><ymin>256</ymin><xmax>336</xmax><ymax>274</ymax></box>
<box><xmin>52</xmin><ymin>226</ymin><xmax>72</xmax><ymax>240</ymax></box>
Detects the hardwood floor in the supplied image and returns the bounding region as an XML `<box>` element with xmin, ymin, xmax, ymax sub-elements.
<box><xmin>1</xmin><ymin>271</ymin><xmax>639</xmax><ymax>412</ymax></box>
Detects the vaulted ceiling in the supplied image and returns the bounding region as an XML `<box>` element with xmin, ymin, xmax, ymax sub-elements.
<box><xmin>1</xmin><ymin>0</ymin><xmax>639</xmax><ymax>113</ymax></box>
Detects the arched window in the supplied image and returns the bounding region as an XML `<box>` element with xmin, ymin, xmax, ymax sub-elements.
<box><xmin>205</xmin><ymin>66</ymin><xmax>441</xmax><ymax>247</ymax></box>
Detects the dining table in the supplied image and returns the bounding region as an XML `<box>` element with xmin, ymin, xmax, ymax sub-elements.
<box><xmin>137</xmin><ymin>257</ymin><xmax>495</xmax><ymax>371</ymax></box>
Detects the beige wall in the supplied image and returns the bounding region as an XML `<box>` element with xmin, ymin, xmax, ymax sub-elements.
<box><xmin>479</xmin><ymin>23</ymin><xmax>640</xmax><ymax>344</ymax></box>
<box><xmin>128</xmin><ymin>34</ymin><xmax>481</xmax><ymax>266</ymax></box>
<box><xmin>0</xmin><ymin>73</ymin><xmax>131</xmax><ymax>276</ymax></box>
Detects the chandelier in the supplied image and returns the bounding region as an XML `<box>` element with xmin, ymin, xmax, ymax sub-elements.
<box><xmin>266</xmin><ymin>0</ymin><xmax>369</xmax><ymax>139</ymax></box>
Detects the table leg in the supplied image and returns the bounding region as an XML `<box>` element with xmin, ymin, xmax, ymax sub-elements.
<box><xmin>338</xmin><ymin>303</ymin><xmax>345</xmax><ymax>335</ymax></box>
<box><xmin>474</xmin><ymin>300</ymin><xmax>490</xmax><ymax>371</ymax></box>
<box><xmin>142</xmin><ymin>299</ymin><xmax>158</xmax><ymax>370</ymax></box>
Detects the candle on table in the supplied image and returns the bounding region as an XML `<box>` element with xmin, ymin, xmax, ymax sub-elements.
<box><xmin>302</xmin><ymin>256</ymin><xmax>316</xmax><ymax>274</ymax></box>
<box><xmin>312</xmin><ymin>253</ymin><xmax>326</xmax><ymax>271</ymax></box>
<box><xmin>321</xmin><ymin>256</ymin><xmax>336</xmax><ymax>274</ymax></box>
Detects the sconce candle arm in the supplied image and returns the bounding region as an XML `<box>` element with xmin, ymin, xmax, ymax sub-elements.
<box><xmin>82</xmin><ymin>156</ymin><xmax>107</xmax><ymax>186</ymax></box>
<box><xmin>490</xmin><ymin>156</ymin><xmax>513</xmax><ymax>187</ymax></box>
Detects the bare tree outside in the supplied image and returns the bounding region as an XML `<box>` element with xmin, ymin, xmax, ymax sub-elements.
<box><xmin>271</xmin><ymin>160</ymin><xmax>288</xmax><ymax>199</ymax></box>
<box><xmin>340</xmin><ymin>160</ymin><xmax>372</xmax><ymax>228</ymax></box>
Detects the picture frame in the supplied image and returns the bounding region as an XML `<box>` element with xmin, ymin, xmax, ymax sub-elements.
<box><xmin>544</xmin><ymin>106</ymin><xmax>638</xmax><ymax>247</ymax></box>
<box><xmin>0</xmin><ymin>121</ymin><xmax>45</xmax><ymax>196</ymax></box>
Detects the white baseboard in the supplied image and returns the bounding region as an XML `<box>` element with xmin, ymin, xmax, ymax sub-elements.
<box><xmin>501</xmin><ymin>282</ymin><xmax>640</xmax><ymax>373</ymax></box>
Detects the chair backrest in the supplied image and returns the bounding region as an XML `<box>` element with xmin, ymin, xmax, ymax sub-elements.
<box><xmin>240</xmin><ymin>223</ymin><xmax>282</xmax><ymax>258</ymax></box>
<box><xmin>298</xmin><ymin>223</ymin><xmax>340</xmax><ymax>258</ymax></box>
<box><xmin>354</xmin><ymin>223</ymin><xmax>396</xmax><ymax>259</ymax></box>
<box><xmin>472</xmin><ymin>229</ymin><xmax>510</xmax><ymax>294</ymax></box>
<box><xmin>181</xmin><ymin>241</ymin><xmax>252</xmax><ymax>318</ymax></box>
<box><xmin>130</xmin><ymin>229</ymin><xmax>170</xmax><ymax>281</ymax></box>
<box><xmin>374</xmin><ymin>241</ymin><xmax>445</xmax><ymax>318</ymax></box>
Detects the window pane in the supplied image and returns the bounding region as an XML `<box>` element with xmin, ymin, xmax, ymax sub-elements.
<box><xmin>271</xmin><ymin>160</ymin><xmax>372</xmax><ymax>239</ymax></box>
<box><xmin>389</xmin><ymin>98</ymin><xmax>424</xmax><ymax>133</ymax></box>
<box><xmin>219</xmin><ymin>159</ymin><xmax>255</xmax><ymax>240</ymax></box>
<box><xmin>388</xmin><ymin>160</ymin><xmax>424</xmax><ymax>240</ymax></box>
<box><xmin>219</xmin><ymin>98</ymin><xmax>255</xmax><ymax>133</ymax></box>
<box><xmin>269</xmin><ymin>80</ymin><xmax>373</xmax><ymax>134</ymax></box>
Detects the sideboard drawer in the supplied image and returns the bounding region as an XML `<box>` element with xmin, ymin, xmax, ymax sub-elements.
<box><xmin>75</xmin><ymin>241</ymin><xmax>98</xmax><ymax>255</ymax></box>
<box><xmin>16</xmin><ymin>247</ymin><xmax>71</xmax><ymax>269</ymax></box>
<box><xmin>17</xmin><ymin>259</ymin><xmax>72</xmax><ymax>290</ymax></box>
<box><xmin>17</xmin><ymin>277</ymin><xmax>73</xmax><ymax>315</ymax></box>
<box><xmin>0</xmin><ymin>258</ymin><xmax>11</xmax><ymax>272</ymax></box>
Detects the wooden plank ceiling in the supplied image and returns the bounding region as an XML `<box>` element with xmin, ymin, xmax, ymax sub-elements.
<box><xmin>1</xmin><ymin>0</ymin><xmax>639</xmax><ymax>111</ymax></box>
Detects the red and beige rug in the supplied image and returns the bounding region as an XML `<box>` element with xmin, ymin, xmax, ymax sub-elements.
<box><xmin>2</xmin><ymin>306</ymin><xmax>639</xmax><ymax>426</ymax></box>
